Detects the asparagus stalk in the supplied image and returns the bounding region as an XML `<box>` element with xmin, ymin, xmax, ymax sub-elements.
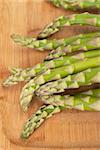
<box><xmin>20</xmin><ymin>56</ymin><xmax>100</xmax><ymax>112</ymax></box>
<box><xmin>41</xmin><ymin>95</ymin><xmax>100</xmax><ymax>111</ymax></box>
<box><xmin>49</xmin><ymin>0</ymin><xmax>100</xmax><ymax>10</ymax></box>
<box><xmin>36</xmin><ymin>67</ymin><xmax>100</xmax><ymax>96</ymax></box>
<box><xmin>21</xmin><ymin>104</ymin><xmax>61</xmax><ymax>139</ymax></box>
<box><xmin>11</xmin><ymin>32</ymin><xmax>100</xmax><ymax>51</ymax></box>
<box><xmin>22</xmin><ymin>95</ymin><xmax>100</xmax><ymax>139</ymax></box>
<box><xmin>11</xmin><ymin>34</ymin><xmax>61</xmax><ymax>51</ymax></box>
<box><xmin>37</xmin><ymin>13</ymin><xmax>100</xmax><ymax>39</ymax></box>
<box><xmin>82</xmin><ymin>89</ymin><xmax>100</xmax><ymax>98</ymax></box>
<box><xmin>3</xmin><ymin>50</ymin><xmax>100</xmax><ymax>87</ymax></box>
<box><xmin>46</xmin><ymin>37</ymin><xmax>100</xmax><ymax>60</ymax></box>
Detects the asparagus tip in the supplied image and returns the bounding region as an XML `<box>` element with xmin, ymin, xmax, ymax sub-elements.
<box><xmin>10</xmin><ymin>33</ymin><xmax>16</xmax><ymax>39</ymax></box>
<box><xmin>10</xmin><ymin>34</ymin><xmax>22</xmax><ymax>43</ymax></box>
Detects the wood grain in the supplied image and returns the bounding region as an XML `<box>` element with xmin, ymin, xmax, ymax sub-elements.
<box><xmin>0</xmin><ymin>0</ymin><xmax>100</xmax><ymax>149</ymax></box>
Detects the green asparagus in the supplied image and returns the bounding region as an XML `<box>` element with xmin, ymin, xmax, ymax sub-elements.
<box><xmin>46</xmin><ymin>37</ymin><xmax>100</xmax><ymax>60</ymax></box>
<box><xmin>11</xmin><ymin>32</ymin><xmax>100</xmax><ymax>51</ymax></box>
<box><xmin>49</xmin><ymin>0</ymin><xmax>100</xmax><ymax>10</ymax></box>
<box><xmin>22</xmin><ymin>94</ymin><xmax>100</xmax><ymax>139</ymax></box>
<box><xmin>11</xmin><ymin>34</ymin><xmax>62</xmax><ymax>51</ymax></box>
<box><xmin>41</xmin><ymin>95</ymin><xmax>100</xmax><ymax>111</ymax></box>
<box><xmin>20</xmin><ymin>56</ymin><xmax>100</xmax><ymax>112</ymax></box>
<box><xmin>3</xmin><ymin>0</ymin><xmax>100</xmax><ymax>140</ymax></box>
<box><xmin>82</xmin><ymin>89</ymin><xmax>100</xmax><ymax>98</ymax></box>
<box><xmin>36</xmin><ymin>67</ymin><xmax>100</xmax><ymax>96</ymax></box>
<box><xmin>37</xmin><ymin>13</ymin><xmax>100</xmax><ymax>39</ymax></box>
<box><xmin>3</xmin><ymin>50</ymin><xmax>100</xmax><ymax>87</ymax></box>
<box><xmin>21</xmin><ymin>104</ymin><xmax>61</xmax><ymax>139</ymax></box>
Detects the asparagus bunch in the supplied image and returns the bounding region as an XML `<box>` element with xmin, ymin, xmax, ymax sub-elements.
<box><xmin>38</xmin><ymin>13</ymin><xmax>100</xmax><ymax>39</ymax></box>
<box><xmin>46</xmin><ymin>37</ymin><xmax>100</xmax><ymax>60</ymax></box>
<box><xmin>22</xmin><ymin>94</ymin><xmax>100</xmax><ymax>139</ymax></box>
<box><xmin>11</xmin><ymin>32</ymin><xmax>100</xmax><ymax>51</ymax></box>
<box><xmin>36</xmin><ymin>67</ymin><xmax>100</xmax><ymax>96</ymax></box>
<box><xmin>3</xmin><ymin>50</ymin><xmax>100</xmax><ymax>87</ymax></box>
<box><xmin>20</xmin><ymin>56</ymin><xmax>100</xmax><ymax>112</ymax></box>
<box><xmin>2</xmin><ymin>0</ymin><xmax>100</xmax><ymax>140</ymax></box>
<box><xmin>49</xmin><ymin>0</ymin><xmax>100</xmax><ymax>10</ymax></box>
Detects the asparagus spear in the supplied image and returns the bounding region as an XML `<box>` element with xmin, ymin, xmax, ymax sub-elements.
<box><xmin>46</xmin><ymin>37</ymin><xmax>100</xmax><ymax>60</ymax></box>
<box><xmin>36</xmin><ymin>67</ymin><xmax>100</xmax><ymax>96</ymax></box>
<box><xmin>11</xmin><ymin>34</ymin><xmax>61</xmax><ymax>51</ymax></box>
<box><xmin>37</xmin><ymin>13</ymin><xmax>100</xmax><ymax>39</ymax></box>
<box><xmin>20</xmin><ymin>56</ymin><xmax>100</xmax><ymax>112</ymax></box>
<box><xmin>41</xmin><ymin>95</ymin><xmax>100</xmax><ymax>111</ymax></box>
<box><xmin>3</xmin><ymin>50</ymin><xmax>100</xmax><ymax>87</ymax></box>
<box><xmin>49</xmin><ymin>0</ymin><xmax>100</xmax><ymax>10</ymax></box>
<box><xmin>82</xmin><ymin>89</ymin><xmax>100</xmax><ymax>98</ymax></box>
<box><xmin>22</xmin><ymin>95</ymin><xmax>100</xmax><ymax>139</ymax></box>
<box><xmin>11</xmin><ymin>32</ymin><xmax>100</xmax><ymax>51</ymax></box>
<box><xmin>21</xmin><ymin>104</ymin><xmax>61</xmax><ymax>139</ymax></box>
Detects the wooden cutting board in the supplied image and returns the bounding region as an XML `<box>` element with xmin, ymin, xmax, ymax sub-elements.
<box><xmin>0</xmin><ymin>0</ymin><xmax>100</xmax><ymax>149</ymax></box>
